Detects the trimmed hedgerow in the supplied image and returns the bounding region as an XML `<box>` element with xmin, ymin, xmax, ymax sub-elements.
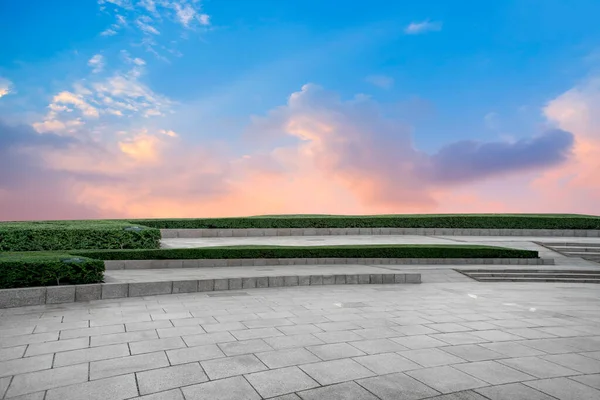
<box><xmin>72</xmin><ymin>244</ymin><xmax>539</xmax><ymax>260</ymax></box>
<box><xmin>130</xmin><ymin>214</ymin><xmax>600</xmax><ymax>230</ymax></box>
<box><xmin>0</xmin><ymin>253</ymin><xmax>105</xmax><ymax>289</ymax></box>
<box><xmin>0</xmin><ymin>221</ymin><xmax>161</xmax><ymax>252</ymax></box>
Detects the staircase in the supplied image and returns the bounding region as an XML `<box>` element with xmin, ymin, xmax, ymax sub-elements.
<box><xmin>538</xmin><ymin>242</ymin><xmax>600</xmax><ymax>263</ymax></box>
<box><xmin>457</xmin><ymin>269</ymin><xmax>600</xmax><ymax>283</ymax></box>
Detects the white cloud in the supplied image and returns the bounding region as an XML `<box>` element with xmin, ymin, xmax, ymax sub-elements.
<box><xmin>366</xmin><ymin>75</ymin><xmax>394</xmax><ymax>90</ymax></box>
<box><xmin>136</xmin><ymin>16</ymin><xmax>160</xmax><ymax>35</ymax></box>
<box><xmin>0</xmin><ymin>77</ymin><xmax>13</xmax><ymax>98</ymax></box>
<box><xmin>159</xmin><ymin>129</ymin><xmax>178</xmax><ymax>137</ymax></box>
<box><xmin>88</xmin><ymin>54</ymin><xmax>106</xmax><ymax>73</ymax></box>
<box><xmin>404</xmin><ymin>20</ymin><xmax>442</xmax><ymax>35</ymax></box>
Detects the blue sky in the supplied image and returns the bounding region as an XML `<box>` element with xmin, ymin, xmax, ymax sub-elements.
<box><xmin>0</xmin><ymin>0</ymin><xmax>599</xmax><ymax>219</ymax></box>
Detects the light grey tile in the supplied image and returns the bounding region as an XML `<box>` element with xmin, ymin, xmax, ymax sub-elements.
<box><xmin>277</xmin><ymin>324</ymin><xmax>322</xmax><ymax>336</ymax></box>
<box><xmin>299</xmin><ymin>359</ymin><xmax>374</xmax><ymax>385</ymax></box>
<box><xmin>430</xmin><ymin>332</ymin><xmax>489</xmax><ymax>345</ymax></box>
<box><xmin>0</xmin><ymin>345</ymin><xmax>26</xmax><ymax>361</ymax></box>
<box><xmin>182</xmin><ymin>331</ymin><xmax>237</xmax><ymax>347</ymax></box>
<box><xmin>349</xmin><ymin>339</ymin><xmax>408</xmax><ymax>354</ymax></box>
<box><xmin>265</xmin><ymin>334</ymin><xmax>324</xmax><ymax>349</ymax></box>
<box><xmin>256</xmin><ymin>348</ymin><xmax>320</xmax><ymax>369</ymax></box>
<box><xmin>481</xmin><ymin>341</ymin><xmax>545</xmax><ymax>357</ymax></box>
<box><xmin>313</xmin><ymin>330</ymin><xmax>363</xmax><ymax>344</ymax></box>
<box><xmin>246</xmin><ymin>366</ymin><xmax>319</xmax><ymax>398</ymax></box>
<box><xmin>136</xmin><ymin>363</ymin><xmax>208</xmax><ymax>395</ymax></box>
<box><xmin>230</xmin><ymin>327</ymin><xmax>283</xmax><ymax>341</ymax></box>
<box><xmin>307</xmin><ymin>342</ymin><xmax>365</xmax><ymax>360</ymax></box>
<box><xmin>298</xmin><ymin>381</ymin><xmax>378</xmax><ymax>400</ymax></box>
<box><xmin>59</xmin><ymin>324</ymin><xmax>124</xmax><ymax>340</ymax></box>
<box><xmin>200</xmin><ymin>354</ymin><xmax>267</xmax><ymax>380</ymax></box>
<box><xmin>570</xmin><ymin>374</ymin><xmax>600</xmax><ymax>390</ymax></box>
<box><xmin>391</xmin><ymin>335</ymin><xmax>448</xmax><ymax>349</ymax></box>
<box><xmin>218</xmin><ymin>339</ymin><xmax>273</xmax><ymax>356</ymax></box>
<box><xmin>453</xmin><ymin>360</ymin><xmax>536</xmax><ymax>385</ymax></box>
<box><xmin>54</xmin><ymin>343</ymin><xmax>130</xmax><ymax>367</ymax></box>
<box><xmin>134</xmin><ymin>389</ymin><xmax>185</xmax><ymax>400</ymax></box>
<box><xmin>357</xmin><ymin>372</ymin><xmax>440</xmax><ymax>400</ymax></box>
<box><xmin>476</xmin><ymin>382</ymin><xmax>557</xmax><ymax>400</ymax></box>
<box><xmin>406</xmin><ymin>366</ymin><xmax>488</xmax><ymax>394</ymax></box>
<box><xmin>400</xmin><ymin>348</ymin><xmax>466</xmax><ymax>367</ymax></box>
<box><xmin>45</xmin><ymin>374</ymin><xmax>138</xmax><ymax>400</ymax></box>
<box><xmin>166</xmin><ymin>344</ymin><xmax>225</xmax><ymax>365</ymax></box>
<box><xmin>125</xmin><ymin>320</ymin><xmax>173</xmax><ymax>332</ymax></box>
<box><xmin>90</xmin><ymin>351</ymin><xmax>170</xmax><ymax>380</ymax></box>
<box><xmin>25</xmin><ymin>337</ymin><xmax>89</xmax><ymax>357</ymax></box>
<box><xmin>442</xmin><ymin>344</ymin><xmax>504</xmax><ymax>362</ymax></box>
<box><xmin>542</xmin><ymin>353</ymin><xmax>600</xmax><ymax>374</ymax></box>
<box><xmin>525</xmin><ymin>377</ymin><xmax>600</xmax><ymax>400</ymax></box>
<box><xmin>0</xmin><ymin>354</ymin><xmax>53</xmax><ymax>378</ymax></box>
<box><xmin>90</xmin><ymin>330</ymin><xmax>158</xmax><ymax>347</ymax></box>
<box><xmin>182</xmin><ymin>376</ymin><xmax>260</xmax><ymax>400</ymax></box>
<box><xmin>201</xmin><ymin>322</ymin><xmax>247</xmax><ymax>333</ymax></box>
<box><xmin>5</xmin><ymin>363</ymin><xmax>88</xmax><ymax>398</ymax></box>
<box><xmin>353</xmin><ymin>352</ymin><xmax>421</xmax><ymax>374</ymax></box>
<box><xmin>392</xmin><ymin>325</ymin><xmax>440</xmax><ymax>336</ymax></box>
<box><xmin>498</xmin><ymin>356</ymin><xmax>580</xmax><ymax>378</ymax></box>
<box><xmin>129</xmin><ymin>337</ymin><xmax>186</xmax><ymax>355</ymax></box>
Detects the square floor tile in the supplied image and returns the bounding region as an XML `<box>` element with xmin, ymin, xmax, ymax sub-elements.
<box><xmin>399</xmin><ymin>348</ymin><xmax>466</xmax><ymax>367</ymax></box>
<box><xmin>298</xmin><ymin>382</ymin><xmax>378</xmax><ymax>400</ymax></box>
<box><xmin>354</xmin><ymin>352</ymin><xmax>421</xmax><ymax>374</ymax></box>
<box><xmin>525</xmin><ymin>377</ymin><xmax>600</xmax><ymax>400</ymax></box>
<box><xmin>357</xmin><ymin>373</ymin><xmax>440</xmax><ymax>400</ymax></box>
<box><xmin>245</xmin><ymin>366</ymin><xmax>319</xmax><ymax>398</ymax></box>
<box><xmin>453</xmin><ymin>360</ymin><xmax>536</xmax><ymax>385</ymax></box>
<box><xmin>182</xmin><ymin>376</ymin><xmax>260</xmax><ymax>400</ymax></box>
<box><xmin>200</xmin><ymin>354</ymin><xmax>267</xmax><ymax>380</ymax></box>
<box><xmin>255</xmin><ymin>348</ymin><xmax>320</xmax><ymax>369</ymax></box>
<box><xmin>476</xmin><ymin>382</ymin><xmax>558</xmax><ymax>400</ymax></box>
<box><xmin>307</xmin><ymin>343</ymin><xmax>365</xmax><ymax>360</ymax></box>
<box><xmin>406</xmin><ymin>366</ymin><xmax>488</xmax><ymax>394</ymax></box>
<box><xmin>391</xmin><ymin>335</ymin><xmax>448</xmax><ymax>349</ymax></box>
<box><xmin>299</xmin><ymin>359</ymin><xmax>374</xmax><ymax>385</ymax></box>
<box><xmin>498</xmin><ymin>356</ymin><xmax>580</xmax><ymax>378</ymax></box>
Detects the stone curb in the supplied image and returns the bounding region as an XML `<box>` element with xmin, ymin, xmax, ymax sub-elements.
<box><xmin>0</xmin><ymin>273</ymin><xmax>421</xmax><ymax>309</ymax></box>
<box><xmin>161</xmin><ymin>228</ymin><xmax>600</xmax><ymax>238</ymax></box>
<box><xmin>105</xmin><ymin>257</ymin><xmax>554</xmax><ymax>270</ymax></box>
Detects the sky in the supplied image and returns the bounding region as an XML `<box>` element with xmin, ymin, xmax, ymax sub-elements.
<box><xmin>0</xmin><ymin>0</ymin><xmax>599</xmax><ymax>220</ymax></box>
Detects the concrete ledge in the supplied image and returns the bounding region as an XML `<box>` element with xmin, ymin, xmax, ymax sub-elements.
<box><xmin>161</xmin><ymin>228</ymin><xmax>600</xmax><ymax>238</ymax></box>
<box><xmin>0</xmin><ymin>272</ymin><xmax>423</xmax><ymax>309</ymax></box>
<box><xmin>106</xmin><ymin>257</ymin><xmax>554</xmax><ymax>270</ymax></box>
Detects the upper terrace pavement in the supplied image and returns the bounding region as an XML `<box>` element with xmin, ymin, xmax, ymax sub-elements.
<box><xmin>161</xmin><ymin>235</ymin><xmax>600</xmax><ymax>269</ymax></box>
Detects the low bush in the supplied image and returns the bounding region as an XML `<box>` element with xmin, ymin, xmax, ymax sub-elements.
<box><xmin>73</xmin><ymin>244</ymin><xmax>539</xmax><ymax>260</ymax></box>
<box><xmin>0</xmin><ymin>253</ymin><xmax>105</xmax><ymax>289</ymax></box>
<box><xmin>131</xmin><ymin>214</ymin><xmax>600</xmax><ymax>230</ymax></box>
<box><xmin>0</xmin><ymin>221</ymin><xmax>161</xmax><ymax>252</ymax></box>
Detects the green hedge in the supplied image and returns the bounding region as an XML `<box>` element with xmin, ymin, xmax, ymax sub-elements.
<box><xmin>0</xmin><ymin>253</ymin><xmax>105</xmax><ymax>289</ymax></box>
<box><xmin>131</xmin><ymin>214</ymin><xmax>600</xmax><ymax>230</ymax></box>
<box><xmin>0</xmin><ymin>221</ymin><xmax>161</xmax><ymax>252</ymax></box>
<box><xmin>73</xmin><ymin>244</ymin><xmax>538</xmax><ymax>260</ymax></box>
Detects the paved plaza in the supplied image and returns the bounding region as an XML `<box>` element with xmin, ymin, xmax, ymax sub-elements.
<box><xmin>1</xmin><ymin>280</ymin><xmax>600</xmax><ymax>399</ymax></box>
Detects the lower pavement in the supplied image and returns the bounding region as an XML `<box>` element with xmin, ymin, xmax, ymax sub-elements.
<box><xmin>1</xmin><ymin>282</ymin><xmax>599</xmax><ymax>399</ymax></box>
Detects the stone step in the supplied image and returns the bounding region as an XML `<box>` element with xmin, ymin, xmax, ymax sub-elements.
<box><xmin>457</xmin><ymin>269</ymin><xmax>600</xmax><ymax>283</ymax></box>
<box><xmin>104</xmin><ymin>257</ymin><xmax>554</xmax><ymax>270</ymax></box>
<box><xmin>550</xmin><ymin>247</ymin><xmax>600</xmax><ymax>252</ymax></box>
<box><xmin>467</xmin><ymin>273</ymin><xmax>600</xmax><ymax>279</ymax></box>
<box><xmin>0</xmin><ymin>272</ymin><xmax>421</xmax><ymax>309</ymax></box>
<box><xmin>543</xmin><ymin>242</ymin><xmax>600</xmax><ymax>247</ymax></box>
<box><xmin>474</xmin><ymin>277</ymin><xmax>600</xmax><ymax>283</ymax></box>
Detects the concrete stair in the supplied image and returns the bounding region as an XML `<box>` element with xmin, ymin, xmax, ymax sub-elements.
<box><xmin>539</xmin><ymin>242</ymin><xmax>600</xmax><ymax>263</ymax></box>
<box><xmin>457</xmin><ymin>269</ymin><xmax>600</xmax><ymax>283</ymax></box>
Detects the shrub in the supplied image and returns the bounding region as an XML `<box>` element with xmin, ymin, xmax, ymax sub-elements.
<box><xmin>131</xmin><ymin>214</ymin><xmax>600</xmax><ymax>230</ymax></box>
<box><xmin>73</xmin><ymin>244</ymin><xmax>539</xmax><ymax>260</ymax></box>
<box><xmin>0</xmin><ymin>253</ymin><xmax>105</xmax><ymax>289</ymax></box>
<box><xmin>0</xmin><ymin>221</ymin><xmax>161</xmax><ymax>252</ymax></box>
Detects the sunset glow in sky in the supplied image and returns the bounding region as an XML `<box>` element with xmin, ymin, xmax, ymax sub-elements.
<box><xmin>1</xmin><ymin>0</ymin><xmax>599</xmax><ymax>220</ymax></box>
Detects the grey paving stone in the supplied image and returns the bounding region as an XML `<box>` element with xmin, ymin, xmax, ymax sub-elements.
<box><xmin>442</xmin><ymin>344</ymin><xmax>504</xmax><ymax>361</ymax></box>
<box><xmin>124</xmin><ymin>320</ymin><xmax>171</xmax><ymax>332</ymax></box>
<box><xmin>480</xmin><ymin>341</ymin><xmax>545</xmax><ymax>357</ymax></box>
<box><xmin>370</xmin><ymin>274</ymin><xmax>383</xmax><ymax>284</ymax></box>
<box><xmin>0</xmin><ymin>287</ymin><xmax>46</xmax><ymax>308</ymax></box>
<box><xmin>182</xmin><ymin>376</ymin><xmax>261</xmax><ymax>400</ymax></box>
<box><xmin>243</xmin><ymin>317</ymin><xmax>293</xmax><ymax>329</ymax></box>
<box><xmin>525</xmin><ymin>377</ymin><xmax>600</xmax><ymax>400</ymax></box>
<box><xmin>316</xmin><ymin>321</ymin><xmax>361</xmax><ymax>331</ymax></box>
<box><xmin>427</xmin><ymin>323</ymin><xmax>472</xmax><ymax>333</ymax></box>
<box><xmin>271</xmin><ymin>394</ymin><xmax>302</xmax><ymax>400</ymax></box>
<box><xmin>570</xmin><ymin>374</ymin><xmax>600</xmax><ymax>390</ymax></box>
<box><xmin>357</xmin><ymin>372</ymin><xmax>441</xmax><ymax>400</ymax></box>
<box><xmin>213</xmin><ymin>279</ymin><xmax>229</xmax><ymax>291</ymax></box>
<box><xmin>183</xmin><ymin>331</ymin><xmax>237</xmax><ymax>346</ymax></box>
<box><xmin>298</xmin><ymin>276</ymin><xmax>311</xmax><ymax>286</ymax></box>
<box><xmin>430</xmin><ymin>332</ymin><xmax>489</xmax><ymax>345</ymax></box>
<box><xmin>454</xmin><ymin>360</ymin><xmax>536</xmax><ymax>384</ymax></box>
<box><xmin>322</xmin><ymin>275</ymin><xmax>335</xmax><ymax>285</ymax></box>
<box><xmin>231</xmin><ymin>327</ymin><xmax>284</xmax><ymax>341</ymax></box>
<box><xmin>469</xmin><ymin>330</ymin><xmax>524</xmax><ymax>342</ymax></box>
<box><xmin>246</xmin><ymin>366</ymin><xmax>319</xmax><ymax>398</ymax></box>
<box><xmin>475</xmin><ymin>382</ymin><xmax>557</xmax><ymax>400</ymax></box>
<box><xmin>256</xmin><ymin>277</ymin><xmax>269</xmax><ymax>288</ymax></box>
<box><xmin>91</xmin><ymin>329</ymin><xmax>158</xmax><ymax>347</ymax></box>
<box><xmin>101</xmin><ymin>283</ymin><xmax>128</xmax><ymax>299</ymax></box>
<box><xmin>427</xmin><ymin>391</ymin><xmax>489</xmax><ymax>400</ymax></box>
<box><xmin>0</xmin><ymin>345</ymin><xmax>26</xmax><ymax>361</ymax></box>
<box><xmin>5</xmin><ymin>363</ymin><xmax>88</xmax><ymax>398</ymax></box>
<box><xmin>218</xmin><ymin>339</ymin><xmax>273</xmax><ymax>356</ymax></box>
<box><xmin>392</xmin><ymin>325</ymin><xmax>439</xmax><ymax>336</ymax></box>
<box><xmin>284</xmin><ymin>276</ymin><xmax>299</xmax><ymax>286</ymax></box>
<box><xmin>45</xmin><ymin>286</ymin><xmax>76</xmax><ymax>304</ymax></box>
<box><xmin>136</xmin><ymin>362</ymin><xmax>208</xmax><ymax>395</ymax></box>
<box><xmin>400</xmin><ymin>348</ymin><xmax>466</xmax><ymax>367</ymax></box>
<box><xmin>156</xmin><ymin>325</ymin><xmax>204</xmax><ymax>338</ymax></box>
<box><xmin>172</xmin><ymin>280</ymin><xmax>198</xmax><ymax>293</ymax></box>
<box><xmin>75</xmin><ymin>284</ymin><xmax>102</xmax><ymax>302</ymax></box>
<box><xmin>54</xmin><ymin>343</ymin><xmax>130</xmax><ymax>367</ymax></box>
<box><xmin>406</xmin><ymin>366</ymin><xmax>488</xmax><ymax>394</ymax></box>
<box><xmin>299</xmin><ymin>358</ymin><xmax>374</xmax><ymax>385</ymax></box>
<box><xmin>354</xmin><ymin>352</ymin><xmax>421</xmax><ymax>374</ymax></box>
<box><xmin>298</xmin><ymin>381</ymin><xmax>378</xmax><ymax>400</ymax></box>
<box><xmin>497</xmin><ymin>356</ymin><xmax>580</xmax><ymax>378</ymax></box>
<box><xmin>406</xmin><ymin>273</ymin><xmax>421</xmax><ymax>283</ymax></box>
<box><xmin>90</xmin><ymin>351</ymin><xmax>170</xmax><ymax>380</ymax></box>
<box><xmin>542</xmin><ymin>353</ymin><xmax>600</xmax><ymax>373</ymax></box>
<box><xmin>129</xmin><ymin>282</ymin><xmax>173</xmax><ymax>297</ymax></box>
<box><xmin>228</xmin><ymin>278</ymin><xmax>243</xmax><ymax>290</ymax></box>
<box><xmin>197</xmin><ymin>280</ymin><xmax>214</xmax><ymax>292</ymax></box>
<box><xmin>350</xmin><ymin>338</ymin><xmax>408</xmax><ymax>354</ymax></box>
<box><xmin>278</xmin><ymin>324</ymin><xmax>323</xmax><ymax>335</ymax></box>
<box><xmin>353</xmin><ymin>328</ymin><xmax>402</xmax><ymax>340</ymax></box>
<box><xmin>313</xmin><ymin>330</ymin><xmax>363</xmax><ymax>343</ymax></box>
<box><xmin>166</xmin><ymin>344</ymin><xmax>224</xmax><ymax>365</ymax></box>
<box><xmin>518</xmin><ymin>338</ymin><xmax>581</xmax><ymax>354</ymax></box>
<box><xmin>0</xmin><ymin>354</ymin><xmax>53</xmax><ymax>378</ymax></box>
<box><xmin>133</xmin><ymin>389</ymin><xmax>185</xmax><ymax>400</ymax></box>
<box><xmin>130</xmin><ymin>337</ymin><xmax>186</xmax><ymax>355</ymax></box>
<box><xmin>60</xmin><ymin>324</ymin><xmax>124</xmax><ymax>340</ymax></box>
<box><xmin>256</xmin><ymin>348</ymin><xmax>320</xmax><ymax>369</ymax></box>
<box><xmin>202</xmin><ymin>321</ymin><xmax>246</xmax><ymax>332</ymax></box>
<box><xmin>264</xmin><ymin>333</ymin><xmax>324</xmax><ymax>350</ymax></box>
<box><xmin>242</xmin><ymin>277</ymin><xmax>257</xmax><ymax>289</ymax></box>
<box><xmin>391</xmin><ymin>335</ymin><xmax>448</xmax><ymax>349</ymax></box>
<box><xmin>201</xmin><ymin>354</ymin><xmax>267</xmax><ymax>380</ymax></box>
<box><xmin>0</xmin><ymin>376</ymin><xmax>10</xmax><ymax>398</ymax></box>
<box><xmin>45</xmin><ymin>373</ymin><xmax>138</xmax><ymax>400</ymax></box>
<box><xmin>307</xmin><ymin>342</ymin><xmax>365</xmax><ymax>360</ymax></box>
